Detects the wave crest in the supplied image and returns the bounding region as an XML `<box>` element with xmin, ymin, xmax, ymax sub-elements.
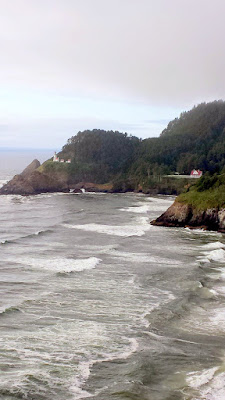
<box><xmin>15</xmin><ymin>256</ymin><xmax>101</xmax><ymax>273</ymax></box>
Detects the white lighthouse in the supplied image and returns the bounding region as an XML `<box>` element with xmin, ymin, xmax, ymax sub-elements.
<box><xmin>53</xmin><ymin>152</ymin><xmax>59</xmax><ymax>162</ymax></box>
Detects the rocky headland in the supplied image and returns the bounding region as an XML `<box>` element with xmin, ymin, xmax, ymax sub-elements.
<box><xmin>151</xmin><ymin>174</ymin><xmax>225</xmax><ymax>232</ymax></box>
<box><xmin>2</xmin><ymin>159</ymin><xmax>225</xmax><ymax>235</ymax></box>
<box><xmin>0</xmin><ymin>159</ymin><xmax>69</xmax><ymax>195</ymax></box>
<box><xmin>0</xmin><ymin>159</ymin><xmax>114</xmax><ymax>195</ymax></box>
<box><xmin>151</xmin><ymin>200</ymin><xmax>225</xmax><ymax>232</ymax></box>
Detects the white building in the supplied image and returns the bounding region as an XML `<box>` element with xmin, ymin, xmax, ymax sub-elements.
<box><xmin>53</xmin><ymin>152</ymin><xmax>59</xmax><ymax>162</ymax></box>
<box><xmin>53</xmin><ymin>153</ymin><xmax>71</xmax><ymax>163</ymax></box>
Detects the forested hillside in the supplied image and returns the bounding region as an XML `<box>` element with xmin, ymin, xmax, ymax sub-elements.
<box><xmin>133</xmin><ymin>100</ymin><xmax>225</xmax><ymax>180</ymax></box>
<box><xmin>3</xmin><ymin>101</ymin><xmax>225</xmax><ymax>196</ymax></box>
<box><xmin>57</xmin><ymin>129</ymin><xmax>141</xmax><ymax>183</ymax></box>
<box><xmin>43</xmin><ymin>101</ymin><xmax>225</xmax><ymax>191</ymax></box>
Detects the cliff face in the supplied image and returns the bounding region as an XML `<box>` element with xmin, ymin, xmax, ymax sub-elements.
<box><xmin>151</xmin><ymin>200</ymin><xmax>225</xmax><ymax>232</ymax></box>
<box><xmin>20</xmin><ymin>159</ymin><xmax>41</xmax><ymax>178</ymax></box>
<box><xmin>0</xmin><ymin>159</ymin><xmax>114</xmax><ymax>195</ymax></box>
<box><xmin>0</xmin><ymin>160</ymin><xmax>69</xmax><ymax>195</ymax></box>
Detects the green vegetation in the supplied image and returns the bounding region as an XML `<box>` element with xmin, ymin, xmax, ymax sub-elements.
<box><xmin>133</xmin><ymin>100</ymin><xmax>225</xmax><ymax>179</ymax></box>
<box><xmin>178</xmin><ymin>173</ymin><xmax>225</xmax><ymax>210</ymax></box>
<box><xmin>59</xmin><ymin>129</ymin><xmax>140</xmax><ymax>183</ymax></box>
<box><xmin>40</xmin><ymin>101</ymin><xmax>225</xmax><ymax>194</ymax></box>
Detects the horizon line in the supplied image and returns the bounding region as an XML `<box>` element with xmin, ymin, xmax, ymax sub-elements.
<box><xmin>0</xmin><ymin>147</ymin><xmax>57</xmax><ymax>152</ymax></box>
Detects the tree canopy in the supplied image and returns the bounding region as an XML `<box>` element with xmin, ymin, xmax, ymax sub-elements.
<box><xmin>56</xmin><ymin>101</ymin><xmax>225</xmax><ymax>186</ymax></box>
<box><xmin>59</xmin><ymin>129</ymin><xmax>141</xmax><ymax>183</ymax></box>
<box><xmin>134</xmin><ymin>100</ymin><xmax>225</xmax><ymax>176</ymax></box>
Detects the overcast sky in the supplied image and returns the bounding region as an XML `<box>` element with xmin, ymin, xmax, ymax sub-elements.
<box><xmin>1</xmin><ymin>0</ymin><xmax>225</xmax><ymax>149</ymax></box>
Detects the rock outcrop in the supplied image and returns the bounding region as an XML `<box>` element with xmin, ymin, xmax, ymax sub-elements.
<box><xmin>72</xmin><ymin>182</ymin><xmax>113</xmax><ymax>193</ymax></box>
<box><xmin>20</xmin><ymin>159</ymin><xmax>41</xmax><ymax>178</ymax></box>
<box><xmin>151</xmin><ymin>200</ymin><xmax>225</xmax><ymax>232</ymax></box>
<box><xmin>0</xmin><ymin>160</ymin><xmax>69</xmax><ymax>195</ymax></box>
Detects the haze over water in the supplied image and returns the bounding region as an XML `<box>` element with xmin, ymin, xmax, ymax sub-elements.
<box><xmin>0</xmin><ymin>155</ymin><xmax>225</xmax><ymax>399</ymax></box>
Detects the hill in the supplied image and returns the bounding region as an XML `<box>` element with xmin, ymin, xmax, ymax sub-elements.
<box><xmin>133</xmin><ymin>100</ymin><xmax>225</xmax><ymax>181</ymax></box>
<box><xmin>40</xmin><ymin>101</ymin><xmax>225</xmax><ymax>189</ymax></box>
<box><xmin>2</xmin><ymin>100</ymin><xmax>225</xmax><ymax>196</ymax></box>
<box><xmin>56</xmin><ymin>129</ymin><xmax>141</xmax><ymax>184</ymax></box>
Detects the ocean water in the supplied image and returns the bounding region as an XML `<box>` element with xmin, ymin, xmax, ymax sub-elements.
<box><xmin>1</xmin><ymin>156</ymin><xmax>225</xmax><ymax>400</ymax></box>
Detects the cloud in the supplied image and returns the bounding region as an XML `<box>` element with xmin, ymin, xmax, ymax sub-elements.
<box><xmin>1</xmin><ymin>0</ymin><xmax>225</xmax><ymax>107</ymax></box>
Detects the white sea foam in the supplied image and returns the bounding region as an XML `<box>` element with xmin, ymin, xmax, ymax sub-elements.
<box><xmin>186</xmin><ymin>367</ymin><xmax>225</xmax><ymax>400</ymax></box>
<box><xmin>201</xmin><ymin>241</ymin><xmax>225</xmax><ymax>250</ymax></box>
<box><xmin>0</xmin><ymin>179</ymin><xmax>8</xmax><ymax>188</ymax></box>
<box><xmin>16</xmin><ymin>256</ymin><xmax>101</xmax><ymax>273</ymax></box>
<box><xmin>187</xmin><ymin>367</ymin><xmax>218</xmax><ymax>388</ymax></box>
<box><xmin>202</xmin><ymin>248</ymin><xmax>225</xmax><ymax>263</ymax></box>
<box><xmin>120</xmin><ymin>204</ymin><xmax>151</xmax><ymax>213</ymax></box>
<box><xmin>63</xmin><ymin>217</ymin><xmax>151</xmax><ymax>237</ymax></box>
<box><xmin>107</xmin><ymin>249</ymin><xmax>181</xmax><ymax>265</ymax></box>
<box><xmin>144</xmin><ymin>196</ymin><xmax>174</xmax><ymax>203</ymax></box>
<box><xmin>185</xmin><ymin>227</ymin><xmax>222</xmax><ymax>237</ymax></box>
<box><xmin>143</xmin><ymin>197</ymin><xmax>174</xmax><ymax>212</ymax></box>
<box><xmin>70</xmin><ymin>337</ymin><xmax>139</xmax><ymax>399</ymax></box>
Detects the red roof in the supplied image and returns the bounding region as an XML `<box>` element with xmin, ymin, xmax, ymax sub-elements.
<box><xmin>190</xmin><ymin>169</ymin><xmax>203</xmax><ymax>176</ymax></box>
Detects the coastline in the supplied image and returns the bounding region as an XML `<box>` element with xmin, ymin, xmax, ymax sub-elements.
<box><xmin>151</xmin><ymin>199</ymin><xmax>225</xmax><ymax>233</ymax></box>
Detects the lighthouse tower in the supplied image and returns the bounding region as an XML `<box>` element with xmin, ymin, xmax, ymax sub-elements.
<box><xmin>53</xmin><ymin>152</ymin><xmax>59</xmax><ymax>162</ymax></box>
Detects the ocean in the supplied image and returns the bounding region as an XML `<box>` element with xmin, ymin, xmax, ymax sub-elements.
<box><xmin>0</xmin><ymin>152</ymin><xmax>225</xmax><ymax>400</ymax></box>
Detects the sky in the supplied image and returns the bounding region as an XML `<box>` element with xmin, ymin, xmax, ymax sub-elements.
<box><xmin>1</xmin><ymin>0</ymin><xmax>225</xmax><ymax>149</ymax></box>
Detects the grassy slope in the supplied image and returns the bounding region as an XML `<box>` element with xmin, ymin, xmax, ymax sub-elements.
<box><xmin>178</xmin><ymin>174</ymin><xmax>225</xmax><ymax>210</ymax></box>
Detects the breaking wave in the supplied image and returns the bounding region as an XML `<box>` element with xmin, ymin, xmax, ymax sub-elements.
<box><xmin>15</xmin><ymin>256</ymin><xmax>101</xmax><ymax>273</ymax></box>
<box><xmin>0</xmin><ymin>229</ymin><xmax>53</xmax><ymax>245</ymax></box>
<box><xmin>0</xmin><ymin>305</ymin><xmax>20</xmax><ymax>315</ymax></box>
<box><xmin>186</xmin><ymin>366</ymin><xmax>225</xmax><ymax>400</ymax></box>
<box><xmin>63</xmin><ymin>217</ymin><xmax>151</xmax><ymax>237</ymax></box>
<box><xmin>201</xmin><ymin>241</ymin><xmax>225</xmax><ymax>250</ymax></box>
<box><xmin>119</xmin><ymin>204</ymin><xmax>151</xmax><ymax>213</ymax></box>
<box><xmin>199</xmin><ymin>248</ymin><xmax>225</xmax><ymax>263</ymax></box>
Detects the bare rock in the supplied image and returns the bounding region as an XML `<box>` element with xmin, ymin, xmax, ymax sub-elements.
<box><xmin>0</xmin><ymin>165</ymin><xmax>69</xmax><ymax>195</ymax></box>
<box><xmin>151</xmin><ymin>200</ymin><xmax>223</xmax><ymax>232</ymax></box>
<box><xmin>21</xmin><ymin>159</ymin><xmax>41</xmax><ymax>178</ymax></box>
<box><xmin>218</xmin><ymin>209</ymin><xmax>225</xmax><ymax>231</ymax></box>
<box><xmin>151</xmin><ymin>201</ymin><xmax>192</xmax><ymax>227</ymax></box>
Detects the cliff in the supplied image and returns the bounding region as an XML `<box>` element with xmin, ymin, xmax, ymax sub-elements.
<box><xmin>0</xmin><ymin>159</ymin><xmax>69</xmax><ymax>195</ymax></box>
<box><xmin>0</xmin><ymin>158</ymin><xmax>115</xmax><ymax>195</ymax></box>
<box><xmin>20</xmin><ymin>159</ymin><xmax>41</xmax><ymax>178</ymax></box>
<box><xmin>151</xmin><ymin>174</ymin><xmax>225</xmax><ymax>232</ymax></box>
<box><xmin>151</xmin><ymin>200</ymin><xmax>225</xmax><ymax>232</ymax></box>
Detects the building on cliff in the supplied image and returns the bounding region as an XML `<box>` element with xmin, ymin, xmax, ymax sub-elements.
<box><xmin>53</xmin><ymin>152</ymin><xmax>59</xmax><ymax>162</ymax></box>
<box><xmin>190</xmin><ymin>169</ymin><xmax>203</xmax><ymax>178</ymax></box>
<box><xmin>53</xmin><ymin>153</ymin><xmax>71</xmax><ymax>163</ymax></box>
